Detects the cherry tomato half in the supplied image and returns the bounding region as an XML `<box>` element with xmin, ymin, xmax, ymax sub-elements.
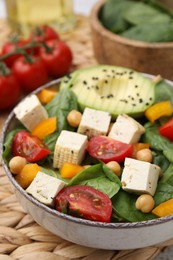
<box><xmin>39</xmin><ymin>40</ymin><xmax>73</xmax><ymax>78</ymax></box>
<box><xmin>56</xmin><ymin>185</ymin><xmax>112</xmax><ymax>223</ymax></box>
<box><xmin>12</xmin><ymin>130</ymin><xmax>51</xmax><ymax>162</ymax></box>
<box><xmin>159</xmin><ymin>118</ymin><xmax>173</xmax><ymax>141</ymax></box>
<box><xmin>12</xmin><ymin>56</ymin><xmax>48</xmax><ymax>93</ymax></box>
<box><xmin>0</xmin><ymin>73</ymin><xmax>21</xmax><ymax>110</ymax></box>
<box><xmin>87</xmin><ymin>136</ymin><xmax>133</xmax><ymax>163</ymax></box>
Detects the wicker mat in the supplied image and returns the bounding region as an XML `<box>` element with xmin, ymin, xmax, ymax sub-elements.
<box><xmin>0</xmin><ymin>16</ymin><xmax>173</xmax><ymax>260</ymax></box>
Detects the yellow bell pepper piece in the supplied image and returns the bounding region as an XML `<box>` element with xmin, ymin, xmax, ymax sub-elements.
<box><xmin>32</xmin><ymin>117</ymin><xmax>56</xmax><ymax>140</ymax></box>
<box><xmin>60</xmin><ymin>163</ymin><xmax>84</xmax><ymax>179</ymax></box>
<box><xmin>145</xmin><ymin>101</ymin><xmax>173</xmax><ymax>123</ymax></box>
<box><xmin>15</xmin><ymin>163</ymin><xmax>40</xmax><ymax>189</ymax></box>
<box><xmin>37</xmin><ymin>89</ymin><xmax>58</xmax><ymax>104</ymax></box>
<box><xmin>152</xmin><ymin>198</ymin><xmax>173</xmax><ymax>217</ymax></box>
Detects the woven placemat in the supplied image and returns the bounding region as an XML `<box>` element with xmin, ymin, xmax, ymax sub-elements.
<box><xmin>0</xmin><ymin>15</ymin><xmax>173</xmax><ymax>260</ymax></box>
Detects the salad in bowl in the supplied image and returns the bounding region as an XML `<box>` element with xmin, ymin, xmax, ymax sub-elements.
<box><xmin>1</xmin><ymin>65</ymin><xmax>173</xmax><ymax>249</ymax></box>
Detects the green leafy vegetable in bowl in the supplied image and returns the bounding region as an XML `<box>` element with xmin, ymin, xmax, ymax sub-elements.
<box><xmin>100</xmin><ymin>0</ymin><xmax>173</xmax><ymax>42</ymax></box>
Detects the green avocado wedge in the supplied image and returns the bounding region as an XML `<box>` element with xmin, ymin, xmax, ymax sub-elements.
<box><xmin>60</xmin><ymin>65</ymin><xmax>155</xmax><ymax>119</ymax></box>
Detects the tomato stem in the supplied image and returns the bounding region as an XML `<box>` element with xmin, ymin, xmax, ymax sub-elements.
<box><xmin>0</xmin><ymin>62</ymin><xmax>11</xmax><ymax>76</ymax></box>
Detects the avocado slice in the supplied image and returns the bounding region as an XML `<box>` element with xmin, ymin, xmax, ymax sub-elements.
<box><xmin>60</xmin><ymin>65</ymin><xmax>155</xmax><ymax>119</ymax></box>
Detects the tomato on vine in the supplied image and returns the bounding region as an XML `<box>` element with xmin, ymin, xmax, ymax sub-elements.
<box><xmin>12</xmin><ymin>55</ymin><xmax>48</xmax><ymax>93</ymax></box>
<box><xmin>0</xmin><ymin>63</ymin><xmax>21</xmax><ymax>110</ymax></box>
<box><xmin>39</xmin><ymin>39</ymin><xmax>73</xmax><ymax>78</ymax></box>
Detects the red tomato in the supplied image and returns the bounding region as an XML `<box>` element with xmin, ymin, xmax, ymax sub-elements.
<box><xmin>159</xmin><ymin>118</ymin><xmax>173</xmax><ymax>141</ymax></box>
<box><xmin>1</xmin><ymin>40</ymin><xmax>26</xmax><ymax>67</ymax></box>
<box><xmin>29</xmin><ymin>25</ymin><xmax>59</xmax><ymax>43</ymax></box>
<box><xmin>12</xmin><ymin>56</ymin><xmax>48</xmax><ymax>93</ymax></box>
<box><xmin>0</xmin><ymin>72</ymin><xmax>21</xmax><ymax>110</ymax></box>
<box><xmin>56</xmin><ymin>185</ymin><xmax>112</xmax><ymax>222</ymax></box>
<box><xmin>39</xmin><ymin>40</ymin><xmax>73</xmax><ymax>78</ymax></box>
<box><xmin>12</xmin><ymin>130</ymin><xmax>51</xmax><ymax>162</ymax></box>
<box><xmin>87</xmin><ymin>136</ymin><xmax>133</xmax><ymax>163</ymax></box>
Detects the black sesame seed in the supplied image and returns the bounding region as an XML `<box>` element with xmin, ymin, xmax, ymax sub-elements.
<box><xmin>105</xmin><ymin>80</ymin><xmax>108</xmax><ymax>84</ymax></box>
<box><xmin>129</xmin><ymin>76</ymin><xmax>133</xmax><ymax>79</ymax></box>
<box><xmin>107</xmin><ymin>94</ymin><xmax>114</xmax><ymax>98</ymax></box>
<box><xmin>131</xmin><ymin>97</ymin><xmax>134</xmax><ymax>100</ymax></box>
<box><xmin>71</xmin><ymin>150</ymin><xmax>74</xmax><ymax>154</ymax></box>
<box><xmin>132</xmin><ymin>104</ymin><xmax>136</xmax><ymax>106</ymax></box>
<box><xmin>100</xmin><ymin>96</ymin><xmax>104</xmax><ymax>99</ymax></box>
<box><xmin>129</xmin><ymin>71</ymin><xmax>134</xmax><ymax>74</ymax></box>
<box><xmin>135</xmin><ymin>85</ymin><xmax>138</xmax><ymax>88</ymax></box>
<box><xmin>103</xmin><ymin>69</ymin><xmax>107</xmax><ymax>72</ymax></box>
<box><xmin>95</xmin><ymin>86</ymin><xmax>99</xmax><ymax>90</ymax></box>
<box><xmin>136</xmin><ymin>93</ymin><xmax>140</xmax><ymax>97</ymax></box>
<box><xmin>83</xmin><ymin>80</ymin><xmax>87</xmax><ymax>85</ymax></box>
<box><xmin>139</xmin><ymin>98</ymin><xmax>143</xmax><ymax>103</ymax></box>
<box><xmin>146</xmin><ymin>102</ymin><xmax>150</xmax><ymax>106</ymax></box>
<box><xmin>120</xmin><ymin>99</ymin><xmax>128</xmax><ymax>103</ymax></box>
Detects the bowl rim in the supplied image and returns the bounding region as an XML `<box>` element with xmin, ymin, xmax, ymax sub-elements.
<box><xmin>1</xmin><ymin>77</ymin><xmax>173</xmax><ymax>230</ymax></box>
<box><xmin>90</xmin><ymin>0</ymin><xmax>173</xmax><ymax>49</ymax></box>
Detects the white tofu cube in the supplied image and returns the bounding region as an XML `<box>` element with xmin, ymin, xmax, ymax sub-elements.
<box><xmin>108</xmin><ymin>114</ymin><xmax>145</xmax><ymax>144</ymax></box>
<box><xmin>14</xmin><ymin>94</ymin><xmax>48</xmax><ymax>131</ymax></box>
<box><xmin>121</xmin><ymin>158</ymin><xmax>160</xmax><ymax>196</ymax></box>
<box><xmin>77</xmin><ymin>107</ymin><xmax>111</xmax><ymax>139</ymax></box>
<box><xmin>53</xmin><ymin>130</ymin><xmax>88</xmax><ymax>169</ymax></box>
<box><xmin>26</xmin><ymin>171</ymin><xmax>66</xmax><ymax>206</ymax></box>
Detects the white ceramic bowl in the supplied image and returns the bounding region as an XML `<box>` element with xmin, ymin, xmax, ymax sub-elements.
<box><xmin>1</xmin><ymin>78</ymin><xmax>173</xmax><ymax>250</ymax></box>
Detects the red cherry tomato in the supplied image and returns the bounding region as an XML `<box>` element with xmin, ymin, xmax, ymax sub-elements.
<box><xmin>1</xmin><ymin>40</ymin><xmax>26</xmax><ymax>67</ymax></box>
<box><xmin>0</xmin><ymin>72</ymin><xmax>21</xmax><ymax>110</ymax></box>
<box><xmin>39</xmin><ymin>40</ymin><xmax>73</xmax><ymax>78</ymax></box>
<box><xmin>29</xmin><ymin>25</ymin><xmax>59</xmax><ymax>43</ymax></box>
<box><xmin>56</xmin><ymin>185</ymin><xmax>112</xmax><ymax>223</ymax></box>
<box><xmin>159</xmin><ymin>118</ymin><xmax>173</xmax><ymax>141</ymax></box>
<box><xmin>87</xmin><ymin>136</ymin><xmax>133</xmax><ymax>163</ymax></box>
<box><xmin>12</xmin><ymin>130</ymin><xmax>51</xmax><ymax>162</ymax></box>
<box><xmin>12</xmin><ymin>56</ymin><xmax>48</xmax><ymax>93</ymax></box>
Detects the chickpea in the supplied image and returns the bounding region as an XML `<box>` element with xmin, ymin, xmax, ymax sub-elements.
<box><xmin>106</xmin><ymin>161</ymin><xmax>121</xmax><ymax>176</ymax></box>
<box><xmin>136</xmin><ymin>148</ymin><xmax>152</xmax><ymax>163</ymax></box>
<box><xmin>135</xmin><ymin>194</ymin><xmax>155</xmax><ymax>213</ymax></box>
<box><xmin>67</xmin><ymin>110</ymin><xmax>82</xmax><ymax>127</ymax></box>
<box><xmin>9</xmin><ymin>156</ymin><xmax>27</xmax><ymax>174</ymax></box>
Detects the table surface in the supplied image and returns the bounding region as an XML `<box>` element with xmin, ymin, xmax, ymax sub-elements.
<box><xmin>0</xmin><ymin>1</ymin><xmax>173</xmax><ymax>259</ymax></box>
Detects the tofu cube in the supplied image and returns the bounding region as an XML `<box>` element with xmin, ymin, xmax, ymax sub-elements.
<box><xmin>14</xmin><ymin>94</ymin><xmax>48</xmax><ymax>131</ymax></box>
<box><xmin>108</xmin><ymin>114</ymin><xmax>145</xmax><ymax>144</ymax></box>
<box><xmin>121</xmin><ymin>158</ymin><xmax>161</xmax><ymax>196</ymax></box>
<box><xmin>77</xmin><ymin>107</ymin><xmax>111</xmax><ymax>139</ymax></box>
<box><xmin>26</xmin><ymin>171</ymin><xmax>66</xmax><ymax>206</ymax></box>
<box><xmin>53</xmin><ymin>130</ymin><xmax>88</xmax><ymax>169</ymax></box>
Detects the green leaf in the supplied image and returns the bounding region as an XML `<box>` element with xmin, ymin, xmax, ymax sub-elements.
<box><xmin>2</xmin><ymin>128</ymin><xmax>24</xmax><ymax>163</ymax></box>
<box><xmin>121</xmin><ymin>22</ymin><xmax>173</xmax><ymax>42</ymax></box>
<box><xmin>154</xmin><ymin>164</ymin><xmax>173</xmax><ymax>206</ymax></box>
<box><xmin>68</xmin><ymin>163</ymin><xmax>121</xmax><ymax>198</ymax></box>
<box><xmin>155</xmin><ymin>79</ymin><xmax>173</xmax><ymax>105</ymax></box>
<box><xmin>44</xmin><ymin>89</ymin><xmax>78</xmax><ymax>161</ymax></box>
<box><xmin>100</xmin><ymin>0</ymin><xmax>134</xmax><ymax>33</ymax></box>
<box><xmin>111</xmin><ymin>190</ymin><xmax>156</xmax><ymax>222</ymax></box>
<box><xmin>142</xmin><ymin>123</ymin><xmax>173</xmax><ymax>163</ymax></box>
<box><xmin>123</xmin><ymin>2</ymin><xmax>171</xmax><ymax>25</ymax></box>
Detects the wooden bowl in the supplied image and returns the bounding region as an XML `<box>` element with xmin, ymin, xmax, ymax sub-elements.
<box><xmin>90</xmin><ymin>0</ymin><xmax>173</xmax><ymax>80</ymax></box>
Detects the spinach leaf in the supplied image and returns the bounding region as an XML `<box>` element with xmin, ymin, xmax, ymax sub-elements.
<box><xmin>142</xmin><ymin>123</ymin><xmax>173</xmax><ymax>163</ymax></box>
<box><xmin>68</xmin><ymin>163</ymin><xmax>121</xmax><ymax>198</ymax></box>
<box><xmin>152</xmin><ymin>151</ymin><xmax>169</xmax><ymax>172</ymax></box>
<box><xmin>123</xmin><ymin>2</ymin><xmax>171</xmax><ymax>25</ymax></box>
<box><xmin>121</xmin><ymin>22</ymin><xmax>173</xmax><ymax>42</ymax></box>
<box><xmin>155</xmin><ymin>79</ymin><xmax>173</xmax><ymax>105</ymax></box>
<box><xmin>154</xmin><ymin>164</ymin><xmax>173</xmax><ymax>206</ymax></box>
<box><xmin>46</xmin><ymin>88</ymin><xmax>78</xmax><ymax>131</ymax></box>
<box><xmin>44</xmin><ymin>89</ymin><xmax>78</xmax><ymax>160</ymax></box>
<box><xmin>100</xmin><ymin>0</ymin><xmax>134</xmax><ymax>33</ymax></box>
<box><xmin>111</xmin><ymin>190</ymin><xmax>156</xmax><ymax>222</ymax></box>
<box><xmin>2</xmin><ymin>128</ymin><xmax>23</xmax><ymax>162</ymax></box>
